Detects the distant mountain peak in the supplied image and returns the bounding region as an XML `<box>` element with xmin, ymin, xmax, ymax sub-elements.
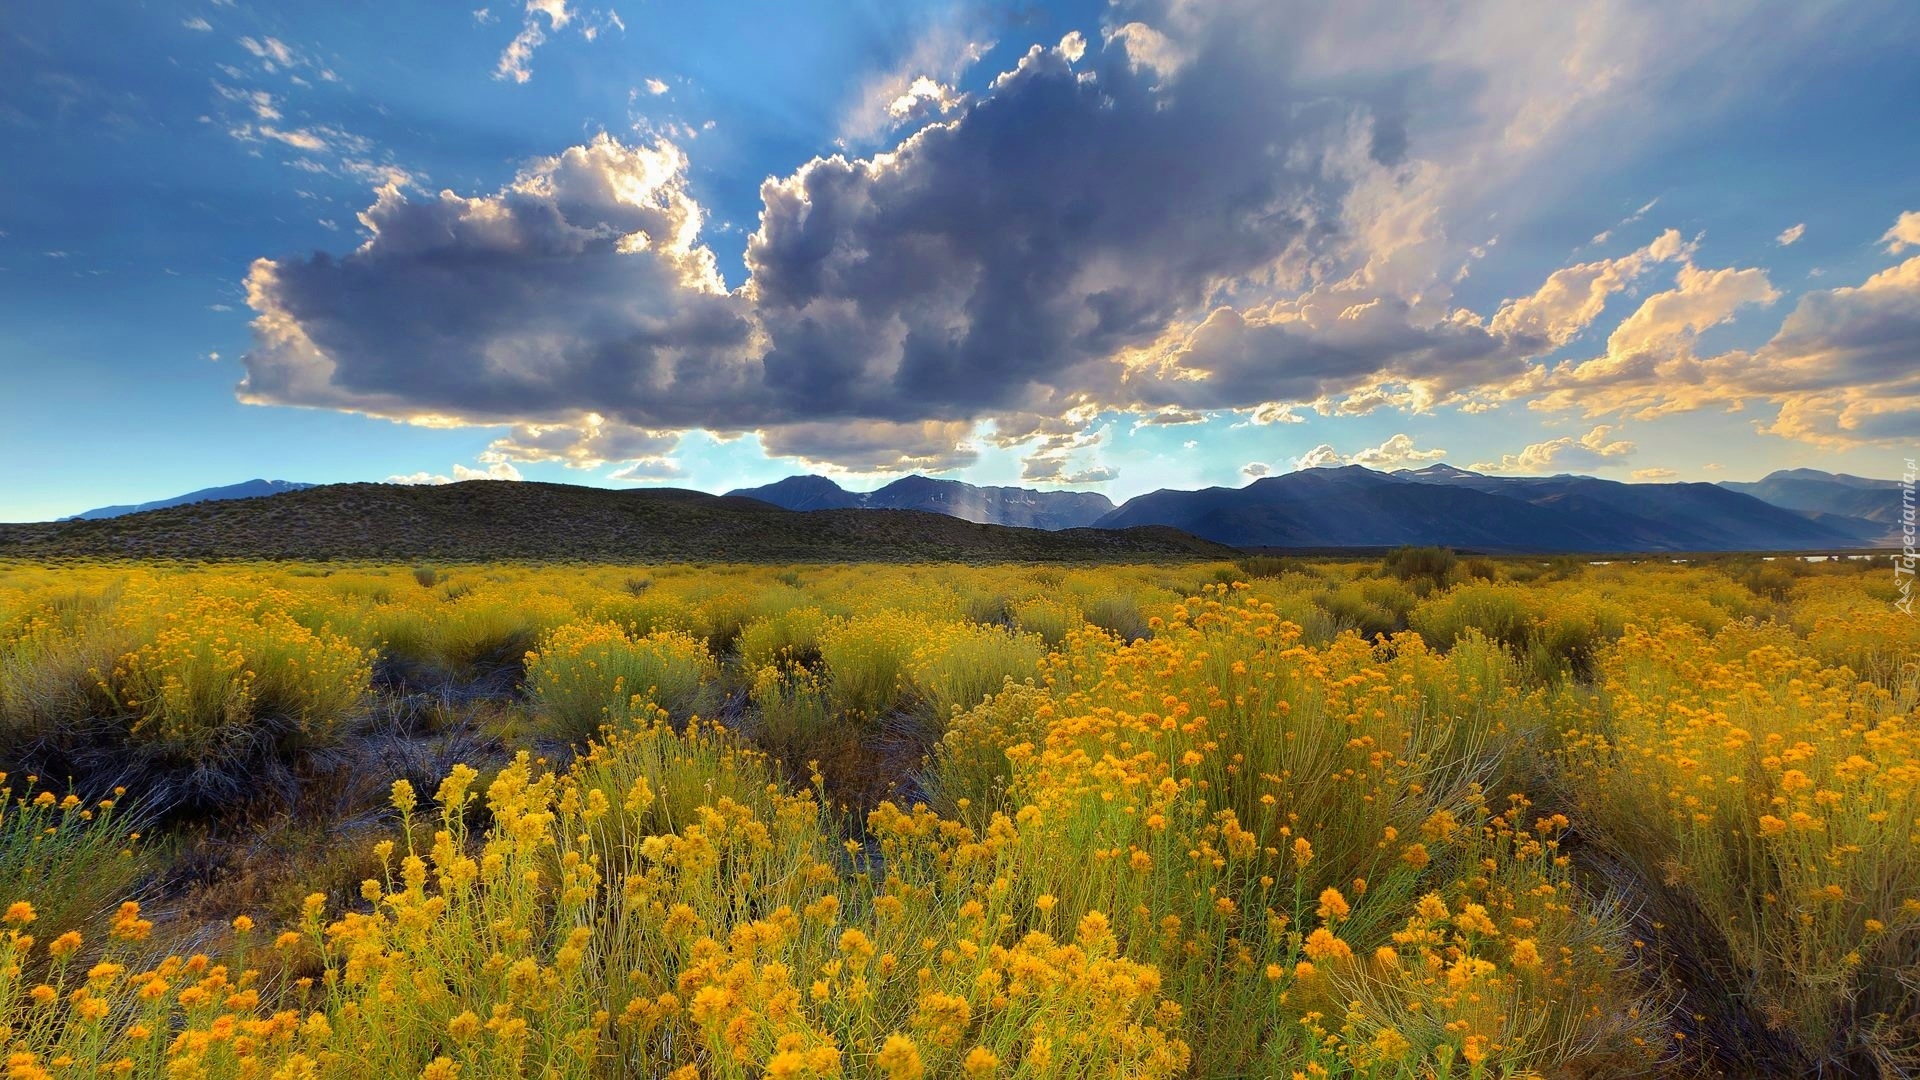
<box><xmin>1394</xmin><ymin>463</ymin><xmax>1484</xmax><ymax>479</ymax></box>
<box><xmin>727</xmin><ymin>473</ymin><xmax>1114</xmax><ymax>530</ymax></box>
<box><xmin>63</xmin><ymin>479</ymin><xmax>315</xmax><ymax>521</ymax></box>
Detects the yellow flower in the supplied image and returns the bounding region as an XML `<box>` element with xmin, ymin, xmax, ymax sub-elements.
<box><xmin>4</xmin><ymin>901</ymin><xmax>36</xmax><ymax>925</ymax></box>
<box><xmin>1510</xmin><ymin>938</ymin><xmax>1542</xmax><ymax>968</ymax></box>
<box><xmin>1302</xmin><ymin>927</ymin><xmax>1352</xmax><ymax>962</ymax></box>
<box><xmin>1316</xmin><ymin>887</ymin><xmax>1350</xmax><ymax>922</ymax></box>
<box><xmin>877</xmin><ymin>1034</ymin><xmax>925</xmax><ymax>1080</ymax></box>
<box><xmin>448</xmin><ymin>1011</ymin><xmax>482</xmax><ymax>1041</ymax></box>
<box><xmin>962</xmin><ymin>1046</ymin><xmax>1000</xmax><ymax>1078</ymax></box>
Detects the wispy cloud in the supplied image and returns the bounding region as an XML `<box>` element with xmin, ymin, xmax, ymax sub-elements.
<box><xmin>495</xmin><ymin>1</ymin><xmax>619</xmax><ymax>83</ymax></box>
<box><xmin>1776</xmin><ymin>222</ymin><xmax>1805</xmax><ymax>246</ymax></box>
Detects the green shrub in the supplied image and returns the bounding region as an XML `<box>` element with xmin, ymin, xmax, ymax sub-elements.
<box><xmin>1382</xmin><ymin>546</ymin><xmax>1458</xmax><ymax>589</ymax></box>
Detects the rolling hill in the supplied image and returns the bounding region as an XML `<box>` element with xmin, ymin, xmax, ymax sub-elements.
<box><xmin>0</xmin><ymin>480</ymin><xmax>1229</xmax><ymax>563</ymax></box>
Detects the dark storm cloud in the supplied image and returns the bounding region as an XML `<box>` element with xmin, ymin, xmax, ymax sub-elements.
<box><xmin>239</xmin><ymin>0</ymin><xmax>1769</xmax><ymax>469</ymax></box>
<box><xmin>238</xmin><ymin>16</ymin><xmax>1383</xmax><ymax>453</ymax></box>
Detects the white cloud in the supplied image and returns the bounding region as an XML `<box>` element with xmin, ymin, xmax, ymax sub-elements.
<box><xmin>608</xmin><ymin>458</ymin><xmax>685</xmax><ymax>482</ymax></box>
<box><xmin>1348</xmin><ymin>432</ymin><xmax>1447</xmax><ymax>469</ymax></box>
<box><xmin>1274</xmin><ymin>433</ymin><xmax>1445</xmax><ymax>472</ymax></box>
<box><xmin>1296</xmin><ymin>444</ymin><xmax>1344</xmax><ymax>469</ymax></box>
<box><xmin>494</xmin><ymin>1</ymin><xmax>620</xmax><ymax>83</ymax></box>
<box><xmin>1518</xmin><ymin>259</ymin><xmax>1781</xmax><ymax>418</ymax></box>
<box><xmin>644</xmin><ymin>77</ymin><xmax>668</xmax><ymax>95</ymax></box>
<box><xmin>1471</xmin><ymin>425</ymin><xmax>1635</xmax><ymax>474</ymax></box>
<box><xmin>1590</xmin><ymin>197</ymin><xmax>1659</xmax><ymax>246</ymax></box>
<box><xmin>1776</xmin><ymin>223</ymin><xmax>1805</xmax><ymax>246</ymax></box>
<box><xmin>1631</xmin><ymin>467</ymin><xmax>1678</xmax><ymax>480</ymax></box>
<box><xmin>484</xmin><ymin>415</ymin><xmax>679</xmax><ymax>469</ymax></box>
<box><xmin>235</xmin><ymin>0</ymin><xmax>1881</xmax><ymax>476</ymax></box>
<box><xmin>183</xmin><ymin>17</ymin><xmax>212</xmax><ymax>31</ymax></box>
<box><xmin>840</xmin><ymin>19</ymin><xmax>992</xmax><ymax>142</ymax></box>
<box><xmin>385</xmin><ymin>459</ymin><xmax>524</xmax><ymax>485</ymax></box>
<box><xmin>1883</xmin><ymin>210</ymin><xmax>1920</xmax><ymax>254</ymax></box>
<box><xmin>1241</xmin><ymin>462</ymin><xmax>1271</xmax><ymax>479</ymax></box>
<box><xmin>497</xmin><ymin>0</ymin><xmax>569</xmax><ymax>83</ymax></box>
<box><xmin>1490</xmin><ymin>229</ymin><xmax>1690</xmax><ymax>349</ymax></box>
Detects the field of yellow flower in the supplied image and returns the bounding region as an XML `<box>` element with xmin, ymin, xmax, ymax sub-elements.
<box><xmin>0</xmin><ymin>554</ymin><xmax>1914</xmax><ymax>1078</ymax></box>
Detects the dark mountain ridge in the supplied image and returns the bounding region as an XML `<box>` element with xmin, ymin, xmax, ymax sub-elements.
<box><xmin>1719</xmin><ymin>468</ymin><xmax>1905</xmax><ymax>525</ymax></box>
<box><xmin>62</xmin><ymin>479</ymin><xmax>315</xmax><ymax>521</ymax></box>
<box><xmin>0</xmin><ymin>480</ymin><xmax>1227</xmax><ymax>563</ymax></box>
<box><xmin>1098</xmin><ymin>465</ymin><xmax>1887</xmax><ymax>552</ymax></box>
<box><xmin>728</xmin><ymin>474</ymin><xmax>1115</xmax><ymax>529</ymax></box>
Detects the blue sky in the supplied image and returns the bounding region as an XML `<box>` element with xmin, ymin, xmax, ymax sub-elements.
<box><xmin>3</xmin><ymin>0</ymin><xmax>1918</xmax><ymax>521</ymax></box>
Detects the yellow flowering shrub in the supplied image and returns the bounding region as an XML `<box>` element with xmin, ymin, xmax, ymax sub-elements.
<box><xmin>1561</xmin><ymin>620</ymin><xmax>1920</xmax><ymax>1073</ymax></box>
<box><xmin>0</xmin><ymin>555</ymin><xmax>1909</xmax><ymax>1078</ymax></box>
<box><xmin>525</xmin><ymin>620</ymin><xmax>717</xmax><ymax>739</ymax></box>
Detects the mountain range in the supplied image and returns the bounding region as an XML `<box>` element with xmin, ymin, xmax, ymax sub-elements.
<box><xmin>64</xmin><ymin>479</ymin><xmax>316</xmax><ymax>520</ymax></box>
<box><xmin>739</xmin><ymin>466</ymin><xmax>1897</xmax><ymax>552</ymax></box>
<box><xmin>727</xmin><ymin>474</ymin><xmax>1115</xmax><ymax>529</ymax></box>
<box><xmin>34</xmin><ymin>466</ymin><xmax>1899</xmax><ymax>554</ymax></box>
<box><xmin>1718</xmin><ymin>468</ymin><xmax>1905</xmax><ymax>524</ymax></box>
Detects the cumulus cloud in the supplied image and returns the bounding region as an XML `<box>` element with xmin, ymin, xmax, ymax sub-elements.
<box><xmin>241</xmin><ymin>134</ymin><xmax>753</xmax><ymax>430</ymax></box>
<box><xmin>1022</xmin><ymin>457</ymin><xmax>1118</xmax><ymax>485</ymax></box>
<box><xmin>1515</xmin><ymin>253</ymin><xmax>1920</xmax><ymax>446</ymax></box>
<box><xmin>1488</xmin><ymin>230</ymin><xmax>1690</xmax><ymax>349</ymax></box>
<box><xmin>385</xmin><ymin>458</ymin><xmax>525</xmax><ymax>484</ymax></box>
<box><xmin>760</xmin><ymin>420</ymin><xmax>980</xmax><ymax>474</ymax></box>
<box><xmin>838</xmin><ymin>19</ymin><xmax>992</xmax><ymax>142</ymax></box>
<box><xmin>1471</xmin><ymin>425</ymin><xmax>1634</xmax><ymax>474</ymax></box>
<box><xmin>1241</xmin><ymin>462</ymin><xmax>1272</xmax><ymax>479</ymax></box>
<box><xmin>483</xmin><ymin>414</ymin><xmax>680</xmax><ymax>468</ymax></box>
<box><xmin>1883</xmin><ymin>210</ymin><xmax>1920</xmax><ymax>254</ymax></box>
<box><xmin>1296</xmin><ymin>444</ymin><xmax>1344</xmax><ymax>469</ymax></box>
<box><xmin>238</xmin><ymin>0</ymin><xmax>1856</xmax><ymax>475</ymax></box>
<box><xmin>1348</xmin><ymin>432</ymin><xmax>1447</xmax><ymax>469</ymax></box>
<box><xmin>1516</xmin><ymin>259</ymin><xmax>1781</xmax><ymax>418</ymax></box>
<box><xmin>1776</xmin><ymin>223</ymin><xmax>1805</xmax><ymax>246</ymax></box>
<box><xmin>1278</xmin><ymin>432</ymin><xmax>1445</xmax><ymax>471</ymax></box>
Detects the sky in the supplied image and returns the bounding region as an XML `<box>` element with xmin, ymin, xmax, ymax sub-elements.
<box><xmin>3</xmin><ymin>0</ymin><xmax>1918</xmax><ymax>522</ymax></box>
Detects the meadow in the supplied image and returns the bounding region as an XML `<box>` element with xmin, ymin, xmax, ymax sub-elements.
<box><xmin>0</xmin><ymin>553</ymin><xmax>1914</xmax><ymax>1078</ymax></box>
